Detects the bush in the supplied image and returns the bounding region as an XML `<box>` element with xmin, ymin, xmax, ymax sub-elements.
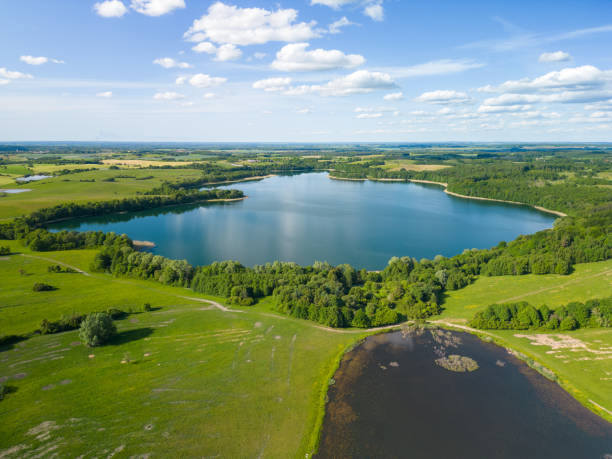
<box><xmin>79</xmin><ymin>313</ymin><xmax>117</xmax><ymax>347</ymax></box>
<box><xmin>40</xmin><ymin>314</ymin><xmax>85</xmax><ymax>335</ymax></box>
<box><xmin>33</xmin><ymin>283</ymin><xmax>55</xmax><ymax>292</ymax></box>
<box><xmin>0</xmin><ymin>246</ymin><xmax>10</xmax><ymax>256</ymax></box>
<box><xmin>559</xmin><ymin>316</ymin><xmax>578</xmax><ymax>331</ymax></box>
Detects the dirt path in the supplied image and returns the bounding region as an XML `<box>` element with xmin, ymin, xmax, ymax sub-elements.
<box><xmin>20</xmin><ymin>254</ymin><xmax>91</xmax><ymax>276</ymax></box>
<box><xmin>177</xmin><ymin>295</ymin><xmax>240</xmax><ymax>313</ymax></box>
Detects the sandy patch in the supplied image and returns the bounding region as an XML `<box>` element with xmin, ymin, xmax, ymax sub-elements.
<box><xmin>514</xmin><ymin>334</ymin><xmax>612</xmax><ymax>355</ymax></box>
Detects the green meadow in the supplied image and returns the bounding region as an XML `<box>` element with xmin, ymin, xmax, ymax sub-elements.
<box><xmin>0</xmin><ymin>244</ymin><xmax>365</xmax><ymax>457</ymax></box>
<box><xmin>0</xmin><ymin>167</ymin><xmax>208</xmax><ymax>220</ymax></box>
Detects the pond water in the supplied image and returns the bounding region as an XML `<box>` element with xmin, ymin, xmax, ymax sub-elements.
<box><xmin>51</xmin><ymin>173</ymin><xmax>556</xmax><ymax>270</ymax></box>
<box><xmin>15</xmin><ymin>175</ymin><xmax>52</xmax><ymax>183</ymax></box>
<box><xmin>0</xmin><ymin>189</ymin><xmax>31</xmax><ymax>194</ymax></box>
<box><xmin>317</xmin><ymin>330</ymin><xmax>612</xmax><ymax>458</ymax></box>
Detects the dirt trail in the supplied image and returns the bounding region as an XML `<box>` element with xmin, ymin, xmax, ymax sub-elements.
<box><xmin>21</xmin><ymin>254</ymin><xmax>90</xmax><ymax>276</ymax></box>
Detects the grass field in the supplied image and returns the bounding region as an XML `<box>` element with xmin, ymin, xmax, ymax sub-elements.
<box><xmin>440</xmin><ymin>259</ymin><xmax>612</xmax><ymax>321</ymax></box>
<box><xmin>0</xmin><ymin>167</ymin><xmax>208</xmax><ymax>220</ymax></box>
<box><xmin>0</xmin><ymin>244</ymin><xmax>365</xmax><ymax>457</ymax></box>
<box><xmin>379</xmin><ymin>159</ymin><xmax>451</xmax><ymax>172</ymax></box>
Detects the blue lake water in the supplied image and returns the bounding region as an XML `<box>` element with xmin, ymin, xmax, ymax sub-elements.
<box><xmin>51</xmin><ymin>173</ymin><xmax>556</xmax><ymax>270</ymax></box>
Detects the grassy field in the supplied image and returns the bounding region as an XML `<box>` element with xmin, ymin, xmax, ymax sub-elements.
<box><xmin>0</xmin><ymin>167</ymin><xmax>208</xmax><ymax>220</ymax></box>
<box><xmin>0</xmin><ymin>244</ymin><xmax>365</xmax><ymax>457</ymax></box>
<box><xmin>440</xmin><ymin>259</ymin><xmax>612</xmax><ymax>322</ymax></box>
<box><xmin>379</xmin><ymin>159</ymin><xmax>451</xmax><ymax>172</ymax></box>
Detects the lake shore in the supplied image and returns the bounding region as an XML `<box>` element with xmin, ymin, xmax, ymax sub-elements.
<box><xmin>328</xmin><ymin>175</ymin><xmax>568</xmax><ymax>218</ymax></box>
<box><xmin>204</xmin><ymin>174</ymin><xmax>276</xmax><ymax>186</ymax></box>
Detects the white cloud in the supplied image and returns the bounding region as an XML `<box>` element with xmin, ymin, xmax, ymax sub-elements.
<box><xmin>192</xmin><ymin>42</ymin><xmax>242</xmax><ymax>61</ymax></box>
<box><xmin>356</xmin><ymin>112</ymin><xmax>383</xmax><ymax>119</ymax></box>
<box><xmin>296</xmin><ymin>108</ymin><xmax>312</xmax><ymax>114</ymax></box>
<box><xmin>494</xmin><ymin>65</ymin><xmax>612</xmax><ymax>93</ymax></box>
<box><xmin>203</xmin><ymin>92</ymin><xmax>216</xmax><ymax>99</ymax></box>
<box><xmin>255</xmin><ymin>70</ymin><xmax>396</xmax><ymax>97</ymax></box>
<box><xmin>539</xmin><ymin>51</ymin><xmax>571</xmax><ymax>63</ymax></box>
<box><xmin>153</xmin><ymin>57</ymin><xmax>192</xmax><ymax>69</ymax></box>
<box><xmin>310</xmin><ymin>0</ymin><xmax>354</xmax><ymax>8</ymax></box>
<box><xmin>252</xmin><ymin>77</ymin><xmax>293</xmax><ymax>92</ymax></box>
<box><xmin>482</xmin><ymin>91</ymin><xmax>611</xmax><ymax>105</ymax></box>
<box><xmin>185</xmin><ymin>2</ymin><xmax>318</xmax><ymax>46</ymax></box>
<box><xmin>0</xmin><ymin>79</ymin><xmax>10</xmax><ymax>85</ymax></box>
<box><xmin>175</xmin><ymin>76</ymin><xmax>187</xmax><ymax>85</ymax></box>
<box><xmin>96</xmin><ymin>91</ymin><xmax>113</xmax><ymax>98</ymax></box>
<box><xmin>254</xmin><ymin>52</ymin><xmax>267</xmax><ymax>60</ymax></box>
<box><xmin>384</xmin><ymin>92</ymin><xmax>403</xmax><ymax>101</ymax></box>
<box><xmin>153</xmin><ymin>91</ymin><xmax>185</xmax><ymax>100</ymax></box>
<box><xmin>364</xmin><ymin>3</ymin><xmax>384</xmax><ymax>22</ymax></box>
<box><xmin>415</xmin><ymin>90</ymin><xmax>471</xmax><ymax>104</ymax></box>
<box><xmin>293</xmin><ymin>70</ymin><xmax>396</xmax><ymax>96</ymax></box>
<box><xmin>130</xmin><ymin>0</ymin><xmax>185</xmax><ymax>16</ymax></box>
<box><xmin>94</xmin><ymin>0</ymin><xmax>128</xmax><ymax>18</ymax></box>
<box><xmin>20</xmin><ymin>56</ymin><xmax>64</xmax><ymax>65</ymax></box>
<box><xmin>215</xmin><ymin>44</ymin><xmax>242</xmax><ymax>61</ymax></box>
<box><xmin>192</xmin><ymin>42</ymin><xmax>217</xmax><ymax>54</ymax></box>
<box><xmin>329</xmin><ymin>17</ymin><xmax>353</xmax><ymax>34</ymax></box>
<box><xmin>189</xmin><ymin>73</ymin><xmax>227</xmax><ymax>88</ymax></box>
<box><xmin>0</xmin><ymin>68</ymin><xmax>33</xmax><ymax>80</ymax></box>
<box><xmin>271</xmin><ymin>42</ymin><xmax>364</xmax><ymax>72</ymax></box>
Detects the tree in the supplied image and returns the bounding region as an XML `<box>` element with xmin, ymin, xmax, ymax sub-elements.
<box><xmin>79</xmin><ymin>313</ymin><xmax>116</xmax><ymax>347</ymax></box>
<box><xmin>559</xmin><ymin>315</ymin><xmax>578</xmax><ymax>331</ymax></box>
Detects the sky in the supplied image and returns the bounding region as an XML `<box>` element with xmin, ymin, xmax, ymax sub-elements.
<box><xmin>1</xmin><ymin>0</ymin><xmax>612</xmax><ymax>142</ymax></box>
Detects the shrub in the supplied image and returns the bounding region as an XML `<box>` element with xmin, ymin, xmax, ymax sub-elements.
<box><xmin>33</xmin><ymin>283</ymin><xmax>55</xmax><ymax>292</ymax></box>
<box><xmin>559</xmin><ymin>316</ymin><xmax>578</xmax><ymax>331</ymax></box>
<box><xmin>79</xmin><ymin>313</ymin><xmax>116</xmax><ymax>347</ymax></box>
<box><xmin>143</xmin><ymin>303</ymin><xmax>152</xmax><ymax>312</ymax></box>
<box><xmin>0</xmin><ymin>246</ymin><xmax>10</xmax><ymax>256</ymax></box>
<box><xmin>40</xmin><ymin>314</ymin><xmax>85</xmax><ymax>335</ymax></box>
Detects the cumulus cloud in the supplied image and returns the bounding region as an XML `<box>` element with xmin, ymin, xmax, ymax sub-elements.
<box><xmin>252</xmin><ymin>77</ymin><xmax>293</xmax><ymax>92</ymax></box>
<box><xmin>0</xmin><ymin>68</ymin><xmax>33</xmax><ymax>81</ymax></box>
<box><xmin>154</xmin><ymin>91</ymin><xmax>185</xmax><ymax>100</ymax></box>
<box><xmin>310</xmin><ymin>0</ymin><xmax>354</xmax><ymax>8</ymax></box>
<box><xmin>415</xmin><ymin>90</ymin><xmax>471</xmax><ymax>104</ymax></box>
<box><xmin>94</xmin><ymin>0</ymin><xmax>128</xmax><ymax>17</ymax></box>
<box><xmin>96</xmin><ymin>91</ymin><xmax>113</xmax><ymax>98</ymax></box>
<box><xmin>130</xmin><ymin>0</ymin><xmax>185</xmax><ymax>16</ymax></box>
<box><xmin>153</xmin><ymin>57</ymin><xmax>192</xmax><ymax>69</ymax></box>
<box><xmin>192</xmin><ymin>42</ymin><xmax>217</xmax><ymax>54</ymax></box>
<box><xmin>271</xmin><ymin>43</ymin><xmax>364</xmax><ymax>72</ymax></box>
<box><xmin>356</xmin><ymin>112</ymin><xmax>383</xmax><ymax>119</ymax></box>
<box><xmin>189</xmin><ymin>73</ymin><xmax>227</xmax><ymax>88</ymax></box>
<box><xmin>215</xmin><ymin>44</ymin><xmax>242</xmax><ymax>61</ymax></box>
<box><xmin>384</xmin><ymin>92</ymin><xmax>403</xmax><ymax>101</ymax></box>
<box><xmin>184</xmin><ymin>2</ymin><xmax>318</xmax><ymax>46</ymax></box>
<box><xmin>539</xmin><ymin>51</ymin><xmax>571</xmax><ymax>63</ymax></box>
<box><xmin>294</xmin><ymin>70</ymin><xmax>396</xmax><ymax>96</ymax></box>
<box><xmin>364</xmin><ymin>3</ymin><xmax>384</xmax><ymax>21</ymax></box>
<box><xmin>329</xmin><ymin>17</ymin><xmax>353</xmax><ymax>34</ymax></box>
<box><xmin>20</xmin><ymin>55</ymin><xmax>64</xmax><ymax>65</ymax></box>
<box><xmin>492</xmin><ymin>66</ymin><xmax>612</xmax><ymax>93</ymax></box>
<box><xmin>191</xmin><ymin>41</ymin><xmax>241</xmax><ymax>61</ymax></box>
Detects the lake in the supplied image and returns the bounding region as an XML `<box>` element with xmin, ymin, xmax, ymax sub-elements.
<box><xmin>317</xmin><ymin>329</ymin><xmax>612</xmax><ymax>458</ymax></box>
<box><xmin>51</xmin><ymin>173</ymin><xmax>556</xmax><ymax>270</ymax></box>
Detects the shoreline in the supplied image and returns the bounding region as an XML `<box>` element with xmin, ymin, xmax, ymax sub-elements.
<box><xmin>328</xmin><ymin>174</ymin><xmax>567</xmax><ymax>218</ymax></box>
<box><xmin>39</xmin><ymin>196</ymin><xmax>247</xmax><ymax>226</ymax></box>
<box><xmin>203</xmin><ymin>174</ymin><xmax>276</xmax><ymax>186</ymax></box>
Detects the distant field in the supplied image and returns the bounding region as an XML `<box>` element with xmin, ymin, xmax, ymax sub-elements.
<box><xmin>102</xmin><ymin>159</ymin><xmax>194</xmax><ymax>167</ymax></box>
<box><xmin>440</xmin><ymin>259</ymin><xmax>612</xmax><ymax>321</ymax></box>
<box><xmin>380</xmin><ymin>159</ymin><xmax>451</xmax><ymax>172</ymax></box>
<box><xmin>0</xmin><ymin>168</ymin><xmax>207</xmax><ymax>220</ymax></box>
<box><xmin>0</xmin><ymin>244</ymin><xmax>364</xmax><ymax>457</ymax></box>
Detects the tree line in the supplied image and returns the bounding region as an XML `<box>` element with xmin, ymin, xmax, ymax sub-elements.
<box><xmin>468</xmin><ymin>297</ymin><xmax>612</xmax><ymax>331</ymax></box>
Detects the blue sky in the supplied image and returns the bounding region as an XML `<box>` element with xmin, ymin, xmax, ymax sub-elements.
<box><xmin>1</xmin><ymin>0</ymin><xmax>611</xmax><ymax>142</ymax></box>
